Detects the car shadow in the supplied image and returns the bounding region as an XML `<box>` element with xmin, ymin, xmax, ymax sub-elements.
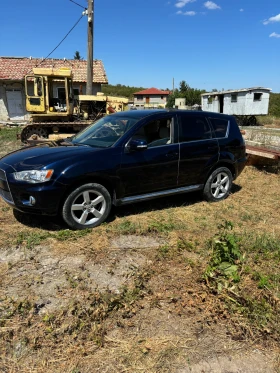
<box><xmin>13</xmin><ymin>209</ymin><xmax>69</xmax><ymax>231</ymax></box>
<box><xmin>109</xmin><ymin>183</ymin><xmax>242</xmax><ymax>221</ymax></box>
<box><xmin>13</xmin><ymin>183</ymin><xmax>242</xmax><ymax>231</ymax></box>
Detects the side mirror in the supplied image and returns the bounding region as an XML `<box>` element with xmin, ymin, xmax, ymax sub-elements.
<box><xmin>126</xmin><ymin>138</ymin><xmax>148</xmax><ymax>151</ymax></box>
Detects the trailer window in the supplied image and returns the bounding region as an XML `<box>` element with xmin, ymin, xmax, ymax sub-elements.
<box><xmin>254</xmin><ymin>93</ymin><xmax>262</xmax><ymax>101</ymax></box>
<box><xmin>209</xmin><ymin>118</ymin><xmax>229</xmax><ymax>138</ymax></box>
<box><xmin>231</xmin><ymin>94</ymin><xmax>237</xmax><ymax>103</ymax></box>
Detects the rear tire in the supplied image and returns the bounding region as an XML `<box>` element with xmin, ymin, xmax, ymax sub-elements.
<box><xmin>203</xmin><ymin>167</ymin><xmax>232</xmax><ymax>202</ymax></box>
<box><xmin>62</xmin><ymin>183</ymin><xmax>111</xmax><ymax>230</ymax></box>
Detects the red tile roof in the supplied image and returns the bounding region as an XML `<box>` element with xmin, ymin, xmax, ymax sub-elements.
<box><xmin>0</xmin><ymin>57</ymin><xmax>108</xmax><ymax>84</ymax></box>
<box><xmin>133</xmin><ymin>87</ymin><xmax>170</xmax><ymax>95</ymax></box>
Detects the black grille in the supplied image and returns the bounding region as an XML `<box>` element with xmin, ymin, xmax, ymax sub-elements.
<box><xmin>0</xmin><ymin>169</ymin><xmax>13</xmax><ymax>203</ymax></box>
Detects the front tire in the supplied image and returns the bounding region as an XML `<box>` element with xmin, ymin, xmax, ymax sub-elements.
<box><xmin>62</xmin><ymin>183</ymin><xmax>111</xmax><ymax>229</ymax></box>
<box><xmin>203</xmin><ymin>167</ymin><xmax>232</xmax><ymax>202</ymax></box>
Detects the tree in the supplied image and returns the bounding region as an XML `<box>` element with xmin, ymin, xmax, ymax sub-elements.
<box><xmin>166</xmin><ymin>81</ymin><xmax>206</xmax><ymax>107</ymax></box>
<box><xmin>166</xmin><ymin>89</ymin><xmax>180</xmax><ymax>108</ymax></box>
<box><xmin>179</xmin><ymin>80</ymin><xmax>190</xmax><ymax>93</ymax></box>
<box><xmin>74</xmin><ymin>51</ymin><xmax>83</xmax><ymax>60</ymax></box>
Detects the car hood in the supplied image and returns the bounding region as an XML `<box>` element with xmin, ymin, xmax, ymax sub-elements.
<box><xmin>0</xmin><ymin>144</ymin><xmax>102</xmax><ymax>171</ymax></box>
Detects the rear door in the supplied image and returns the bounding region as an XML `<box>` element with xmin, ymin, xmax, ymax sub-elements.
<box><xmin>177</xmin><ymin>113</ymin><xmax>219</xmax><ymax>186</ymax></box>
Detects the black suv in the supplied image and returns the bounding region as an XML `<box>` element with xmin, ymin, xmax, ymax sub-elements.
<box><xmin>0</xmin><ymin>110</ymin><xmax>246</xmax><ymax>229</ymax></box>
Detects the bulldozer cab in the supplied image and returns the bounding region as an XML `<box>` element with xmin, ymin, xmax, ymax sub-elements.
<box><xmin>25</xmin><ymin>68</ymin><xmax>74</xmax><ymax>120</ymax></box>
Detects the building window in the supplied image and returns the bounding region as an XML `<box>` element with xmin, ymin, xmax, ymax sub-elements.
<box><xmin>73</xmin><ymin>89</ymin><xmax>79</xmax><ymax>96</ymax></box>
<box><xmin>161</xmin><ymin>96</ymin><xmax>164</xmax><ymax>100</ymax></box>
<box><xmin>254</xmin><ymin>93</ymin><xmax>262</xmax><ymax>101</ymax></box>
<box><xmin>136</xmin><ymin>95</ymin><xmax>143</xmax><ymax>101</ymax></box>
<box><xmin>231</xmin><ymin>94</ymin><xmax>237</xmax><ymax>102</ymax></box>
<box><xmin>57</xmin><ymin>88</ymin><xmax>66</xmax><ymax>100</ymax></box>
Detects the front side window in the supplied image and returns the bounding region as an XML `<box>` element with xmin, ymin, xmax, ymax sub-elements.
<box><xmin>26</xmin><ymin>76</ymin><xmax>43</xmax><ymax>97</ymax></box>
<box><xmin>208</xmin><ymin>118</ymin><xmax>229</xmax><ymax>138</ymax></box>
<box><xmin>132</xmin><ymin>117</ymin><xmax>173</xmax><ymax>147</ymax></box>
<box><xmin>179</xmin><ymin>115</ymin><xmax>212</xmax><ymax>142</ymax></box>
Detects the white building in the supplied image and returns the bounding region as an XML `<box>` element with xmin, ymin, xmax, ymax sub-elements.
<box><xmin>201</xmin><ymin>87</ymin><xmax>271</xmax><ymax>117</ymax></box>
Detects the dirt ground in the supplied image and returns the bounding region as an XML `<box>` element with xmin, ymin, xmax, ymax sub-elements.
<box><xmin>0</xmin><ymin>131</ymin><xmax>280</xmax><ymax>372</ymax></box>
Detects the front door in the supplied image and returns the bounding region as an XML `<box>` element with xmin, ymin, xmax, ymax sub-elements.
<box><xmin>119</xmin><ymin>114</ymin><xmax>179</xmax><ymax>196</ymax></box>
<box><xmin>25</xmin><ymin>75</ymin><xmax>45</xmax><ymax>113</ymax></box>
<box><xmin>6</xmin><ymin>90</ymin><xmax>25</xmax><ymax>120</ymax></box>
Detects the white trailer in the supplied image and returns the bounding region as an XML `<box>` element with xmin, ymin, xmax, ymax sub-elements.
<box><xmin>201</xmin><ymin>87</ymin><xmax>271</xmax><ymax>125</ymax></box>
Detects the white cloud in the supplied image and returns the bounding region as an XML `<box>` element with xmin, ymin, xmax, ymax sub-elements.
<box><xmin>204</xmin><ymin>1</ymin><xmax>221</xmax><ymax>10</ymax></box>
<box><xmin>263</xmin><ymin>14</ymin><xmax>280</xmax><ymax>25</ymax></box>
<box><xmin>177</xmin><ymin>10</ymin><xmax>196</xmax><ymax>15</ymax></box>
<box><xmin>175</xmin><ymin>0</ymin><xmax>196</xmax><ymax>8</ymax></box>
<box><xmin>269</xmin><ymin>32</ymin><xmax>280</xmax><ymax>38</ymax></box>
<box><xmin>240</xmin><ymin>8</ymin><xmax>244</xmax><ymax>12</ymax></box>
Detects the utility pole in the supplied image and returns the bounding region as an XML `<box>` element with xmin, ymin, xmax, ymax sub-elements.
<box><xmin>86</xmin><ymin>0</ymin><xmax>94</xmax><ymax>95</ymax></box>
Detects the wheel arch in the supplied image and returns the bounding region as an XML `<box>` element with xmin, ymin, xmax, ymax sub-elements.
<box><xmin>204</xmin><ymin>162</ymin><xmax>236</xmax><ymax>184</ymax></box>
<box><xmin>58</xmin><ymin>175</ymin><xmax>118</xmax><ymax>212</ymax></box>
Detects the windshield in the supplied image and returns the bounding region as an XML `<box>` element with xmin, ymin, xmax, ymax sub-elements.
<box><xmin>71</xmin><ymin>114</ymin><xmax>139</xmax><ymax>148</ymax></box>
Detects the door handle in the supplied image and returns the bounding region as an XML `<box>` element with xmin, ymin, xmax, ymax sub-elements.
<box><xmin>166</xmin><ymin>152</ymin><xmax>178</xmax><ymax>159</ymax></box>
<box><xmin>208</xmin><ymin>146</ymin><xmax>218</xmax><ymax>150</ymax></box>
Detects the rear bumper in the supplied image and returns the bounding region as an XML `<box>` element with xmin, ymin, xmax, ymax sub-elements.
<box><xmin>234</xmin><ymin>156</ymin><xmax>247</xmax><ymax>179</ymax></box>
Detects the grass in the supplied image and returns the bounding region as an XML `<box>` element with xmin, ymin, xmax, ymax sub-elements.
<box><xmin>0</xmin><ymin>127</ymin><xmax>22</xmax><ymax>158</ymax></box>
<box><xmin>0</xmin><ymin>134</ymin><xmax>280</xmax><ymax>372</ymax></box>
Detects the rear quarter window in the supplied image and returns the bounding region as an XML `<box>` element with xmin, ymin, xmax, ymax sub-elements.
<box><xmin>209</xmin><ymin>118</ymin><xmax>229</xmax><ymax>138</ymax></box>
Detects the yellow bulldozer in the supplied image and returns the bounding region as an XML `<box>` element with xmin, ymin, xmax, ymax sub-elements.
<box><xmin>21</xmin><ymin>67</ymin><xmax>128</xmax><ymax>142</ymax></box>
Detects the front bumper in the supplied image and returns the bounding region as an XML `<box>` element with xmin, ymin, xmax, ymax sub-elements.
<box><xmin>0</xmin><ymin>163</ymin><xmax>67</xmax><ymax>216</ymax></box>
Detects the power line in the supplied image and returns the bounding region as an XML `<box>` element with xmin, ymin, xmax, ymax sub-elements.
<box><xmin>69</xmin><ymin>0</ymin><xmax>86</xmax><ymax>9</ymax></box>
<box><xmin>38</xmin><ymin>14</ymin><xmax>84</xmax><ymax>63</ymax></box>
<box><xmin>26</xmin><ymin>14</ymin><xmax>84</xmax><ymax>73</ymax></box>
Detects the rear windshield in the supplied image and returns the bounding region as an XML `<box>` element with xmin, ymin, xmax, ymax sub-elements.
<box><xmin>208</xmin><ymin>118</ymin><xmax>229</xmax><ymax>138</ymax></box>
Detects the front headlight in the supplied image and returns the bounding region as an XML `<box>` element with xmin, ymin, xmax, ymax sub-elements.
<box><xmin>14</xmin><ymin>169</ymin><xmax>54</xmax><ymax>183</ymax></box>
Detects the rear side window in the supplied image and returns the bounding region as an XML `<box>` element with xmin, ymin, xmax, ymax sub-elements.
<box><xmin>209</xmin><ymin>118</ymin><xmax>229</xmax><ymax>138</ymax></box>
<box><xmin>179</xmin><ymin>115</ymin><xmax>212</xmax><ymax>142</ymax></box>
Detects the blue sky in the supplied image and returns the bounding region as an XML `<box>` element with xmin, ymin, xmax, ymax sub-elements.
<box><xmin>0</xmin><ymin>0</ymin><xmax>280</xmax><ymax>92</ymax></box>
